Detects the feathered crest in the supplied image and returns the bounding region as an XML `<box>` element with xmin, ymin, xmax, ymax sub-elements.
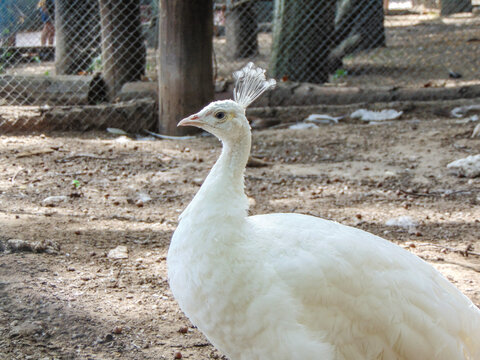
<box><xmin>233</xmin><ymin>62</ymin><xmax>276</xmax><ymax>108</ymax></box>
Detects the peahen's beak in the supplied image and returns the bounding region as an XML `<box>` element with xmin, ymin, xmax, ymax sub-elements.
<box><xmin>178</xmin><ymin>114</ymin><xmax>202</xmax><ymax>127</ymax></box>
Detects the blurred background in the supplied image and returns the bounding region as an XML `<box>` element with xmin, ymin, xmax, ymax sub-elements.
<box><xmin>0</xmin><ymin>0</ymin><xmax>479</xmax><ymax>132</ymax></box>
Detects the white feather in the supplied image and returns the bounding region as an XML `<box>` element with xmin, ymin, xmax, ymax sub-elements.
<box><xmin>168</xmin><ymin>64</ymin><xmax>480</xmax><ymax>360</ymax></box>
<box><xmin>233</xmin><ymin>62</ymin><xmax>276</xmax><ymax>108</ymax></box>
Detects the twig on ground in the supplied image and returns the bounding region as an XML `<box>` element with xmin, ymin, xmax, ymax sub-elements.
<box><xmin>56</xmin><ymin>153</ymin><xmax>115</xmax><ymax>163</ymax></box>
<box><xmin>192</xmin><ymin>343</ymin><xmax>211</xmax><ymax>348</ymax></box>
<box><xmin>16</xmin><ymin>148</ymin><xmax>55</xmax><ymax>158</ymax></box>
<box><xmin>418</xmin><ymin>243</ymin><xmax>480</xmax><ymax>257</ymax></box>
<box><xmin>400</xmin><ymin>189</ymin><xmax>435</xmax><ymax>197</ymax></box>
<box><xmin>143</xmin><ymin>129</ymin><xmax>196</xmax><ymax>140</ymax></box>
<box><xmin>11</xmin><ymin>168</ymin><xmax>26</xmax><ymax>183</ymax></box>
<box><xmin>400</xmin><ymin>189</ymin><xmax>475</xmax><ymax>197</ymax></box>
<box><xmin>423</xmin><ymin>257</ymin><xmax>480</xmax><ymax>273</ymax></box>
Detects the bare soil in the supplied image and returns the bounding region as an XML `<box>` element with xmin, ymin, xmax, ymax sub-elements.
<box><xmin>0</xmin><ymin>115</ymin><xmax>479</xmax><ymax>359</ymax></box>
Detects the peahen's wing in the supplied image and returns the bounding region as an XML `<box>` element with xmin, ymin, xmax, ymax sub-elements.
<box><xmin>247</xmin><ymin>213</ymin><xmax>480</xmax><ymax>360</ymax></box>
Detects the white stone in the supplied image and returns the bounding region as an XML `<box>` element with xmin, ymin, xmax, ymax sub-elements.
<box><xmin>447</xmin><ymin>154</ymin><xmax>480</xmax><ymax>178</ymax></box>
<box><xmin>385</xmin><ymin>216</ymin><xmax>418</xmax><ymax>229</ymax></box>
<box><xmin>351</xmin><ymin>109</ymin><xmax>403</xmax><ymax>122</ymax></box>
<box><xmin>42</xmin><ymin>195</ymin><xmax>68</xmax><ymax>207</ymax></box>
<box><xmin>107</xmin><ymin>245</ymin><xmax>129</xmax><ymax>259</ymax></box>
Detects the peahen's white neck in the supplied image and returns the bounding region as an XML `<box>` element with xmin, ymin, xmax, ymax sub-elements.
<box><xmin>179</xmin><ymin>126</ymin><xmax>251</xmax><ymax>224</ymax></box>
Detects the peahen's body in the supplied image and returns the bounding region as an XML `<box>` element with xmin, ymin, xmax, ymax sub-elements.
<box><xmin>167</xmin><ymin>63</ymin><xmax>480</xmax><ymax>360</ymax></box>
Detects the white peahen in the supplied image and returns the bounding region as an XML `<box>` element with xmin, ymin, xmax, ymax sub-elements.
<box><xmin>167</xmin><ymin>63</ymin><xmax>480</xmax><ymax>360</ymax></box>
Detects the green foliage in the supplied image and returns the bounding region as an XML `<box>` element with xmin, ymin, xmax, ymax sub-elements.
<box><xmin>333</xmin><ymin>68</ymin><xmax>348</xmax><ymax>80</ymax></box>
<box><xmin>71</xmin><ymin>179</ymin><xmax>81</xmax><ymax>189</ymax></box>
<box><xmin>0</xmin><ymin>49</ymin><xmax>13</xmax><ymax>68</ymax></box>
<box><xmin>87</xmin><ymin>55</ymin><xmax>103</xmax><ymax>74</ymax></box>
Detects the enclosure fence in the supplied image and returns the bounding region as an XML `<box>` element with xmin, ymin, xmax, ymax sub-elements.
<box><xmin>1</xmin><ymin>0</ymin><xmax>480</xmax><ymax>133</ymax></box>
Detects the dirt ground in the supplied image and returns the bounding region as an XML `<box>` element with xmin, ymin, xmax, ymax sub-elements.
<box><xmin>0</xmin><ymin>113</ymin><xmax>479</xmax><ymax>360</ymax></box>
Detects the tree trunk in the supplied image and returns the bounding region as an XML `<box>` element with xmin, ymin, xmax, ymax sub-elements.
<box><xmin>333</xmin><ymin>0</ymin><xmax>385</xmax><ymax>54</ymax></box>
<box><xmin>441</xmin><ymin>0</ymin><xmax>472</xmax><ymax>15</ymax></box>
<box><xmin>158</xmin><ymin>1</ymin><xmax>214</xmax><ymax>135</ymax></box>
<box><xmin>55</xmin><ymin>0</ymin><xmax>100</xmax><ymax>75</ymax></box>
<box><xmin>226</xmin><ymin>0</ymin><xmax>258</xmax><ymax>59</ymax></box>
<box><xmin>270</xmin><ymin>0</ymin><xmax>336</xmax><ymax>84</ymax></box>
<box><xmin>99</xmin><ymin>0</ymin><xmax>146</xmax><ymax>101</ymax></box>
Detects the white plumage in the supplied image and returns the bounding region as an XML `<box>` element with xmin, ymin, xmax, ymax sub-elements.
<box><xmin>167</xmin><ymin>63</ymin><xmax>480</xmax><ymax>360</ymax></box>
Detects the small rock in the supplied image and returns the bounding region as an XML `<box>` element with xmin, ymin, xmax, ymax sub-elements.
<box><xmin>447</xmin><ymin>154</ymin><xmax>480</xmax><ymax>178</ymax></box>
<box><xmin>192</xmin><ymin>177</ymin><xmax>204</xmax><ymax>186</ymax></box>
<box><xmin>451</xmin><ymin>104</ymin><xmax>480</xmax><ymax>118</ymax></box>
<box><xmin>107</xmin><ymin>245</ymin><xmax>129</xmax><ymax>259</ymax></box>
<box><xmin>137</xmin><ymin>192</ymin><xmax>152</xmax><ymax>203</ymax></box>
<box><xmin>385</xmin><ymin>216</ymin><xmax>418</xmax><ymax>230</ymax></box>
<box><xmin>115</xmin><ymin>136</ymin><xmax>131</xmax><ymax>143</ymax></box>
<box><xmin>472</xmin><ymin>124</ymin><xmax>480</xmax><ymax>138</ymax></box>
<box><xmin>9</xmin><ymin>322</ymin><xmax>43</xmax><ymax>338</ymax></box>
<box><xmin>34</xmin><ymin>239</ymin><xmax>60</xmax><ymax>254</ymax></box>
<box><xmin>178</xmin><ymin>326</ymin><xmax>188</xmax><ymax>334</ymax></box>
<box><xmin>6</xmin><ymin>239</ymin><xmax>60</xmax><ymax>254</ymax></box>
<box><xmin>288</xmin><ymin>122</ymin><xmax>318</xmax><ymax>130</ymax></box>
<box><xmin>247</xmin><ymin>156</ymin><xmax>270</xmax><ymax>168</ymax></box>
<box><xmin>42</xmin><ymin>195</ymin><xmax>68</xmax><ymax>207</ymax></box>
<box><xmin>113</xmin><ymin>326</ymin><xmax>123</xmax><ymax>334</ymax></box>
<box><xmin>448</xmin><ymin>70</ymin><xmax>462</xmax><ymax>79</ymax></box>
<box><xmin>304</xmin><ymin>113</ymin><xmax>343</xmax><ymax>125</ymax></box>
<box><xmin>174</xmin><ymin>352</ymin><xmax>183</xmax><ymax>359</ymax></box>
<box><xmin>351</xmin><ymin>109</ymin><xmax>403</xmax><ymax>122</ymax></box>
<box><xmin>6</xmin><ymin>239</ymin><xmax>33</xmax><ymax>252</ymax></box>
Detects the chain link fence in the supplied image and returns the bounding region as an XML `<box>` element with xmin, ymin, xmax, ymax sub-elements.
<box><xmin>0</xmin><ymin>0</ymin><xmax>157</xmax><ymax>133</ymax></box>
<box><xmin>1</xmin><ymin>0</ymin><xmax>480</xmax><ymax>133</ymax></box>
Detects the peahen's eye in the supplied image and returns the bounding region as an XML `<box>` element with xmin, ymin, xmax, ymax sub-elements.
<box><xmin>215</xmin><ymin>112</ymin><xmax>226</xmax><ymax>120</ymax></box>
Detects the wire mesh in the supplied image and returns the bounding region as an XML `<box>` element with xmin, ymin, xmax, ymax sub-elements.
<box><xmin>214</xmin><ymin>0</ymin><xmax>480</xmax><ymax>86</ymax></box>
<box><xmin>0</xmin><ymin>0</ymin><xmax>479</xmax><ymax>133</ymax></box>
<box><xmin>0</xmin><ymin>0</ymin><xmax>156</xmax><ymax>133</ymax></box>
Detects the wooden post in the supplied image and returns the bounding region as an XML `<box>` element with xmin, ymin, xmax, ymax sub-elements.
<box><xmin>55</xmin><ymin>0</ymin><xmax>100</xmax><ymax>75</ymax></box>
<box><xmin>99</xmin><ymin>0</ymin><xmax>146</xmax><ymax>100</ymax></box>
<box><xmin>158</xmin><ymin>1</ymin><xmax>214</xmax><ymax>135</ymax></box>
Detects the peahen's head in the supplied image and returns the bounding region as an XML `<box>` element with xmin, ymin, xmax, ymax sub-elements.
<box><xmin>178</xmin><ymin>63</ymin><xmax>275</xmax><ymax>143</ymax></box>
<box><xmin>178</xmin><ymin>100</ymin><xmax>248</xmax><ymax>142</ymax></box>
